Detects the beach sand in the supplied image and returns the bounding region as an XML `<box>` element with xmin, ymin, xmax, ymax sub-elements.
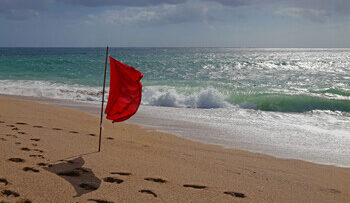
<box><xmin>0</xmin><ymin>96</ymin><xmax>349</xmax><ymax>202</ymax></box>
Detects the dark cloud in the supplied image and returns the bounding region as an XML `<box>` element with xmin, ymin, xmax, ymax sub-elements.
<box><xmin>0</xmin><ymin>0</ymin><xmax>50</xmax><ymax>20</ymax></box>
<box><xmin>56</xmin><ymin>0</ymin><xmax>187</xmax><ymax>7</ymax></box>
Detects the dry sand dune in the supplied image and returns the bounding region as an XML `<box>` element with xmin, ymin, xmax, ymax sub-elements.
<box><xmin>0</xmin><ymin>96</ymin><xmax>349</xmax><ymax>202</ymax></box>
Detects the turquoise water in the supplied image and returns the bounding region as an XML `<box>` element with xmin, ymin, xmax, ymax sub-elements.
<box><xmin>0</xmin><ymin>47</ymin><xmax>349</xmax><ymax>113</ymax></box>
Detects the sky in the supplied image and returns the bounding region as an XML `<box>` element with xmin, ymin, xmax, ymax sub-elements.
<box><xmin>0</xmin><ymin>0</ymin><xmax>350</xmax><ymax>47</ymax></box>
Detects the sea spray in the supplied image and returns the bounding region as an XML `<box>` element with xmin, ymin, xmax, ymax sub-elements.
<box><xmin>142</xmin><ymin>87</ymin><xmax>229</xmax><ymax>108</ymax></box>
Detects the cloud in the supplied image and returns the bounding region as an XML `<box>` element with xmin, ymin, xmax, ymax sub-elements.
<box><xmin>1</xmin><ymin>9</ymin><xmax>40</xmax><ymax>20</ymax></box>
<box><xmin>208</xmin><ymin>0</ymin><xmax>248</xmax><ymax>7</ymax></box>
<box><xmin>211</xmin><ymin>0</ymin><xmax>350</xmax><ymax>22</ymax></box>
<box><xmin>273</xmin><ymin>0</ymin><xmax>350</xmax><ymax>22</ymax></box>
<box><xmin>96</xmin><ymin>0</ymin><xmax>218</xmax><ymax>25</ymax></box>
<box><xmin>3</xmin><ymin>0</ymin><xmax>348</xmax><ymax>23</ymax></box>
<box><xmin>0</xmin><ymin>0</ymin><xmax>50</xmax><ymax>20</ymax></box>
<box><xmin>60</xmin><ymin>0</ymin><xmax>350</xmax><ymax>23</ymax></box>
<box><xmin>276</xmin><ymin>7</ymin><xmax>329</xmax><ymax>23</ymax></box>
<box><xmin>214</xmin><ymin>0</ymin><xmax>350</xmax><ymax>22</ymax></box>
<box><xmin>57</xmin><ymin>0</ymin><xmax>247</xmax><ymax>7</ymax></box>
<box><xmin>56</xmin><ymin>0</ymin><xmax>187</xmax><ymax>7</ymax></box>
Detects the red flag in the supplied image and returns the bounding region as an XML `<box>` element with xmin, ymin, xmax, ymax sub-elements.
<box><xmin>105</xmin><ymin>56</ymin><xmax>143</xmax><ymax>122</ymax></box>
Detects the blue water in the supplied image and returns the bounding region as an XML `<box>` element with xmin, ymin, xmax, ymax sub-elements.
<box><xmin>0</xmin><ymin>47</ymin><xmax>349</xmax><ymax>113</ymax></box>
<box><xmin>1</xmin><ymin>47</ymin><xmax>349</xmax><ymax>166</ymax></box>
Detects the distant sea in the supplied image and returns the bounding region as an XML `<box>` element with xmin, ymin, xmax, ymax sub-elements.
<box><xmin>1</xmin><ymin>47</ymin><xmax>349</xmax><ymax>166</ymax></box>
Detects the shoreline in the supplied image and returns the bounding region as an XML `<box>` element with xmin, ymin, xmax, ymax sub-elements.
<box><xmin>1</xmin><ymin>94</ymin><xmax>350</xmax><ymax>168</ymax></box>
<box><xmin>0</xmin><ymin>96</ymin><xmax>349</xmax><ymax>202</ymax></box>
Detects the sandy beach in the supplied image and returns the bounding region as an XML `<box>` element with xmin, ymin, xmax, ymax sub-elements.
<box><xmin>0</xmin><ymin>96</ymin><xmax>349</xmax><ymax>202</ymax></box>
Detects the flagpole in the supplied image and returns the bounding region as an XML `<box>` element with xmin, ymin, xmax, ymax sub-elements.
<box><xmin>98</xmin><ymin>46</ymin><xmax>109</xmax><ymax>152</ymax></box>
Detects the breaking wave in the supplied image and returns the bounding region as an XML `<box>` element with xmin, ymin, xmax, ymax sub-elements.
<box><xmin>0</xmin><ymin>80</ymin><xmax>349</xmax><ymax>113</ymax></box>
<box><xmin>228</xmin><ymin>93</ymin><xmax>350</xmax><ymax>113</ymax></box>
<box><xmin>0</xmin><ymin>80</ymin><xmax>229</xmax><ymax>109</ymax></box>
<box><xmin>142</xmin><ymin>87</ymin><xmax>229</xmax><ymax>109</ymax></box>
<box><xmin>310</xmin><ymin>88</ymin><xmax>350</xmax><ymax>97</ymax></box>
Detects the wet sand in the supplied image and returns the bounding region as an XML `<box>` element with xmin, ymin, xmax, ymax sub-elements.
<box><xmin>0</xmin><ymin>96</ymin><xmax>349</xmax><ymax>202</ymax></box>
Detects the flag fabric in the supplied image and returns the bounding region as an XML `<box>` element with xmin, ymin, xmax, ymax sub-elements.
<box><xmin>105</xmin><ymin>56</ymin><xmax>143</xmax><ymax>122</ymax></box>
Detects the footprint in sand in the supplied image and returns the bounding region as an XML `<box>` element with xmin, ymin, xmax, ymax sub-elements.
<box><xmin>110</xmin><ymin>172</ymin><xmax>131</xmax><ymax>176</ymax></box>
<box><xmin>88</xmin><ymin>133</ymin><xmax>96</xmax><ymax>137</ymax></box>
<box><xmin>12</xmin><ymin>127</ymin><xmax>19</xmax><ymax>131</ymax></box>
<box><xmin>139</xmin><ymin>189</ymin><xmax>157</xmax><ymax>198</ymax></box>
<box><xmin>15</xmin><ymin>122</ymin><xmax>28</xmax><ymax>125</ymax></box>
<box><xmin>30</xmin><ymin>138</ymin><xmax>40</xmax><ymax>142</ymax></box>
<box><xmin>106</xmin><ymin>137</ymin><xmax>114</xmax><ymax>140</ymax></box>
<box><xmin>32</xmin><ymin>125</ymin><xmax>43</xmax><ymax>128</ymax></box>
<box><xmin>0</xmin><ymin>138</ymin><xmax>7</xmax><ymax>141</ymax></box>
<box><xmin>6</xmin><ymin>125</ymin><xmax>15</xmax><ymax>127</ymax></box>
<box><xmin>32</xmin><ymin>143</ymin><xmax>38</xmax><ymax>146</ymax></box>
<box><xmin>15</xmin><ymin>142</ymin><xmax>21</xmax><ymax>145</ymax></box>
<box><xmin>103</xmin><ymin>177</ymin><xmax>123</xmax><ymax>184</ymax></box>
<box><xmin>23</xmin><ymin>167</ymin><xmax>40</xmax><ymax>173</ymax></box>
<box><xmin>144</xmin><ymin>177</ymin><xmax>167</xmax><ymax>183</ymax></box>
<box><xmin>52</xmin><ymin>128</ymin><xmax>62</xmax><ymax>131</ymax></box>
<box><xmin>37</xmin><ymin>163</ymin><xmax>48</xmax><ymax>167</ymax></box>
<box><xmin>224</xmin><ymin>191</ymin><xmax>246</xmax><ymax>198</ymax></box>
<box><xmin>183</xmin><ymin>184</ymin><xmax>207</xmax><ymax>189</ymax></box>
<box><xmin>69</xmin><ymin>131</ymin><xmax>78</xmax><ymax>134</ymax></box>
<box><xmin>88</xmin><ymin>199</ymin><xmax>114</xmax><ymax>203</ymax></box>
<box><xmin>8</xmin><ymin>158</ymin><xmax>25</xmax><ymax>163</ymax></box>
<box><xmin>21</xmin><ymin>147</ymin><xmax>31</xmax><ymax>151</ymax></box>
<box><xmin>18</xmin><ymin>132</ymin><xmax>26</xmax><ymax>135</ymax></box>
<box><xmin>29</xmin><ymin>154</ymin><xmax>45</xmax><ymax>159</ymax></box>
<box><xmin>0</xmin><ymin>178</ymin><xmax>8</xmax><ymax>186</ymax></box>
<box><xmin>0</xmin><ymin>121</ymin><xmax>5</xmax><ymax>123</ymax></box>
<box><xmin>1</xmin><ymin>189</ymin><xmax>20</xmax><ymax>197</ymax></box>
<box><xmin>33</xmin><ymin>149</ymin><xmax>44</xmax><ymax>153</ymax></box>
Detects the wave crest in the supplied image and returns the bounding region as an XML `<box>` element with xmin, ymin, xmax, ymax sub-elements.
<box><xmin>1</xmin><ymin>80</ymin><xmax>349</xmax><ymax>113</ymax></box>
<box><xmin>228</xmin><ymin>94</ymin><xmax>350</xmax><ymax>113</ymax></box>
<box><xmin>142</xmin><ymin>87</ymin><xmax>229</xmax><ymax>109</ymax></box>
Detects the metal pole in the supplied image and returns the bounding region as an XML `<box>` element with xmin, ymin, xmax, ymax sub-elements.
<box><xmin>98</xmin><ymin>46</ymin><xmax>109</xmax><ymax>152</ymax></box>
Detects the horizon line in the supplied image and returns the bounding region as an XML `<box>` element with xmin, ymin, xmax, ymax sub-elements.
<box><xmin>1</xmin><ymin>46</ymin><xmax>350</xmax><ymax>49</ymax></box>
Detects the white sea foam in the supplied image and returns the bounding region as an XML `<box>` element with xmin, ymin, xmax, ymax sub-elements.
<box><xmin>1</xmin><ymin>80</ymin><xmax>349</xmax><ymax>113</ymax></box>
<box><xmin>131</xmin><ymin>105</ymin><xmax>350</xmax><ymax>167</ymax></box>
<box><xmin>142</xmin><ymin>87</ymin><xmax>229</xmax><ymax>108</ymax></box>
<box><xmin>0</xmin><ymin>80</ymin><xmax>103</xmax><ymax>103</ymax></box>
<box><xmin>0</xmin><ymin>80</ymin><xmax>229</xmax><ymax>109</ymax></box>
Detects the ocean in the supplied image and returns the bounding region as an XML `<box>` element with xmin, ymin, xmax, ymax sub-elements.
<box><xmin>0</xmin><ymin>47</ymin><xmax>349</xmax><ymax>166</ymax></box>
